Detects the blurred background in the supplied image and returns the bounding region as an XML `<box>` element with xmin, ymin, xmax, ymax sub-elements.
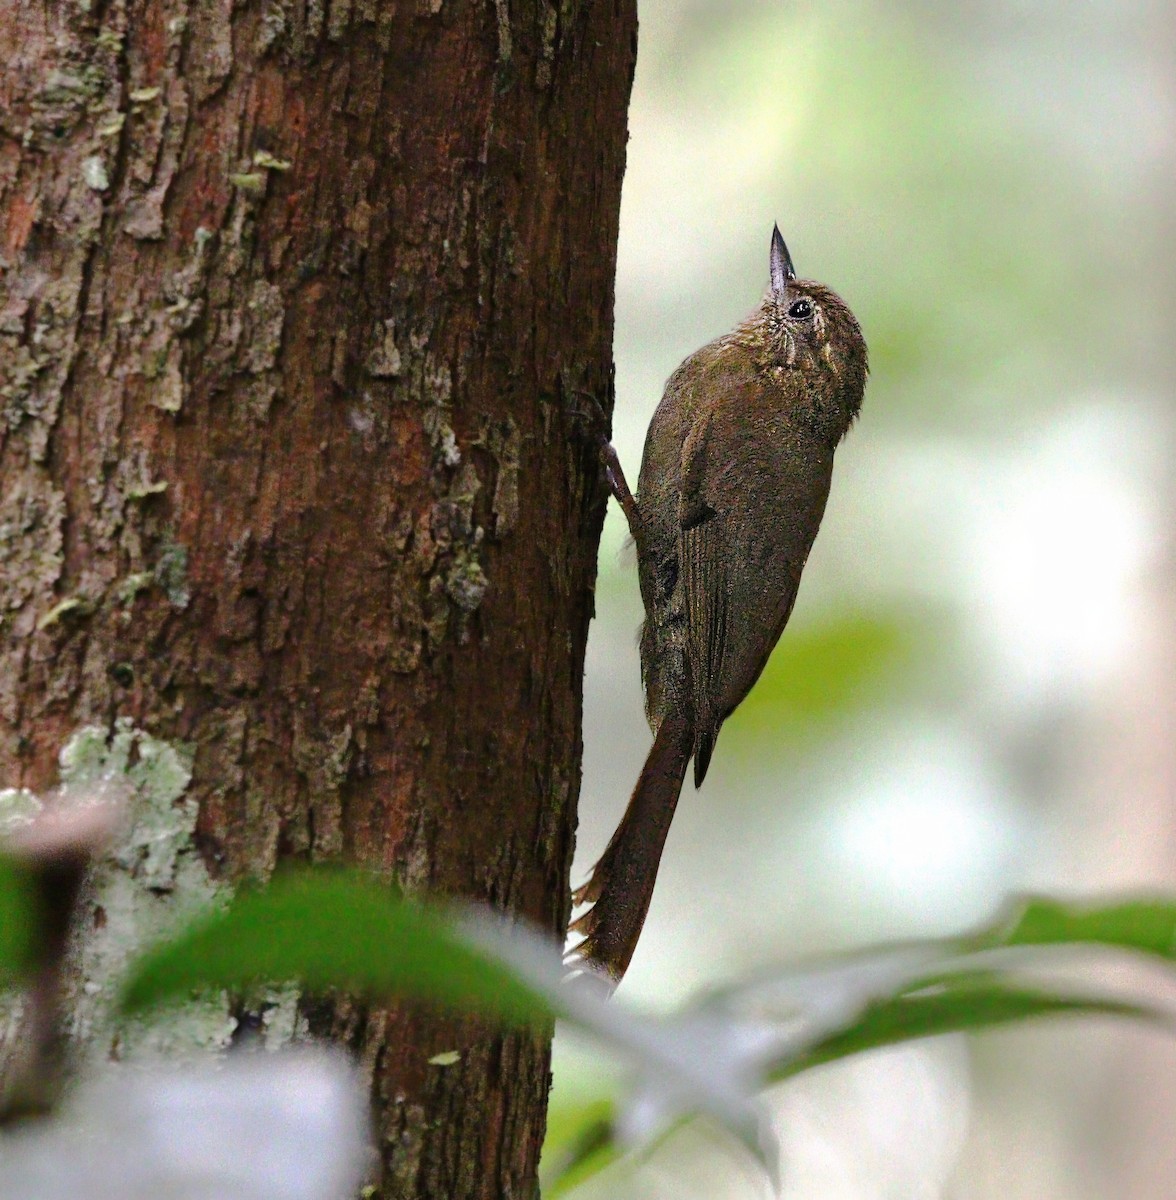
<box><xmin>553</xmin><ymin>1</ymin><xmax>1176</xmax><ymax>1196</ymax></box>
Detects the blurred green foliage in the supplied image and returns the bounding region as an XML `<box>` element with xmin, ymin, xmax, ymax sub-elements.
<box><xmin>777</xmin><ymin>975</ymin><xmax>1151</xmax><ymax>1084</ymax></box>
<box><xmin>722</xmin><ymin>609</ymin><xmax>916</xmax><ymax>743</ymax></box>
<box><xmin>119</xmin><ymin>870</ymin><xmax>553</xmax><ymax>1026</ymax></box>
<box><xmin>544</xmin><ymin>893</ymin><xmax>1176</xmax><ymax>1193</ymax></box>
<box><xmin>0</xmin><ymin>859</ymin><xmax>34</xmax><ymax>988</ymax></box>
<box><xmin>973</xmin><ymin>895</ymin><xmax>1176</xmax><ymax>959</ymax></box>
<box><xmin>6</xmin><ymin>857</ymin><xmax>1176</xmax><ymax>1196</ymax></box>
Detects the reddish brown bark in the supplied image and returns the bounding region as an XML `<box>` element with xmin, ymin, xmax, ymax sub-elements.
<box><xmin>0</xmin><ymin>0</ymin><xmax>636</xmax><ymax>1194</ymax></box>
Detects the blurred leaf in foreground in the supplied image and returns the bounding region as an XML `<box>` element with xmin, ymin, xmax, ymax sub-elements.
<box><xmin>543</xmin><ymin>894</ymin><xmax>1176</xmax><ymax>1195</ymax></box>
<box><xmin>771</xmin><ymin>971</ymin><xmax>1158</xmax><ymax>1082</ymax></box>
<box><xmin>122</xmin><ymin>870</ymin><xmax>773</xmax><ymax>1172</ymax></box>
<box><xmin>116</xmin><ymin>872</ymin><xmax>1176</xmax><ymax>1198</ymax></box>
<box><xmin>973</xmin><ymin>894</ymin><xmax>1176</xmax><ymax>959</ymax></box>
<box><xmin>0</xmin><ymin>1052</ymin><xmax>367</xmax><ymax>1200</ymax></box>
<box><xmin>541</xmin><ymin>1097</ymin><xmax>621</xmax><ymax>1199</ymax></box>
<box><xmin>540</xmin><ymin>973</ymin><xmax>1151</xmax><ymax>1197</ymax></box>
<box><xmin>120</xmin><ymin>870</ymin><xmax>553</xmax><ymax>1027</ymax></box>
<box><xmin>0</xmin><ymin>787</ymin><xmax>43</xmax><ymax>989</ymax></box>
<box><xmin>0</xmin><ymin>857</ymin><xmax>34</xmax><ymax>989</ymax></box>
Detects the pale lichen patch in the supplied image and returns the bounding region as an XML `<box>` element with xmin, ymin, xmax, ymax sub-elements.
<box><xmin>115</xmin><ymin>571</ymin><xmax>155</xmax><ymax>606</ymax></box>
<box><xmin>229</xmin><ymin>171</ymin><xmax>266</xmax><ymax>194</ymax></box>
<box><xmin>253</xmin><ymin>149</ymin><xmax>291</xmax><ymax>172</ymax></box>
<box><xmin>254</xmin><ymin>985</ymin><xmax>309</xmax><ymax>1046</ymax></box>
<box><xmin>0</xmin><ymin>268</ymin><xmax>98</xmax><ymax>462</ymax></box>
<box><xmin>118</xmin><ymin>447</ymin><xmax>169</xmax><ymax>501</ymax></box>
<box><xmin>154</xmin><ymin>532</ymin><xmax>190</xmax><ymax>610</ymax></box>
<box><xmin>257</xmin><ymin>1</ymin><xmax>290</xmax><ymax>54</ymax></box>
<box><xmin>445</xmin><ymin>545</ymin><xmax>488</xmax><ymax>613</ymax></box>
<box><xmin>124</xmin><ymin>479</ymin><xmax>168</xmax><ymax>501</ymax></box>
<box><xmin>366</xmin><ymin>319</ymin><xmax>402</xmax><ymax>378</ymax></box>
<box><xmin>36</xmin><ymin>596</ymin><xmax>92</xmax><ymax>631</ymax></box>
<box><xmin>96</xmin><ymin>112</ymin><xmax>125</xmax><ymax>139</ymax></box>
<box><xmin>56</xmin><ymin>721</ymin><xmax>234</xmax><ymax>1062</ymax></box>
<box><xmin>163</xmin><ymin>229</ymin><xmax>214</xmax><ymax>335</ymax></box>
<box><xmin>243</xmin><ymin>280</ymin><xmax>285</xmax><ymax>375</ymax></box>
<box><xmin>0</xmin><ymin>471</ymin><xmax>66</xmax><ymax>622</ymax></box>
<box><xmin>293</xmin><ymin>720</ymin><xmax>353</xmax><ymax>858</ymax></box>
<box><xmin>81</xmin><ymin>156</ymin><xmax>109</xmax><ymax>192</ymax></box>
<box><xmin>0</xmin><ymin>788</ymin><xmax>43</xmax><ymax>835</ymax></box>
<box><xmin>480</xmin><ymin>415</ymin><xmax>520</xmax><ymax>538</ymax></box>
<box><xmin>150</xmin><ymin>343</ymin><xmax>185</xmax><ymax>412</ymax></box>
<box><xmin>437</xmin><ymin>422</ymin><xmax>460</xmax><ymax>467</ymax></box>
<box><xmin>190</xmin><ymin>0</ymin><xmax>233</xmax><ymax>102</ymax></box>
<box><xmin>536</xmin><ymin>3</ymin><xmax>559</xmax><ymax>89</ymax></box>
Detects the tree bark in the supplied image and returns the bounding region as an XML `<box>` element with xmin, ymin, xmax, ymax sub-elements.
<box><xmin>0</xmin><ymin>0</ymin><xmax>636</xmax><ymax>1195</ymax></box>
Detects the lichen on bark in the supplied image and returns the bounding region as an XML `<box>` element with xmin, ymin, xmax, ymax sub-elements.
<box><xmin>56</xmin><ymin>720</ymin><xmax>233</xmax><ymax>1060</ymax></box>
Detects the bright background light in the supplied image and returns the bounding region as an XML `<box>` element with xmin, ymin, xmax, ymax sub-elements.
<box><xmin>556</xmin><ymin>2</ymin><xmax>1176</xmax><ymax>1196</ymax></box>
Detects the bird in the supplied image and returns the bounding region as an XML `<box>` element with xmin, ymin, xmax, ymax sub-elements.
<box><xmin>570</xmin><ymin>224</ymin><xmax>868</xmax><ymax>985</ymax></box>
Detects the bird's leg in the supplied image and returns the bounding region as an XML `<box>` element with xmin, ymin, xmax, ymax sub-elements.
<box><xmin>598</xmin><ymin>436</ymin><xmax>640</xmax><ymax>540</ymax></box>
<box><xmin>564</xmin><ymin>377</ymin><xmax>641</xmax><ymax>539</ymax></box>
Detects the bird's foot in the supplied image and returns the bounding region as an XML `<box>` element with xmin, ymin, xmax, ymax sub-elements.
<box><xmin>562</xmin><ymin>374</ymin><xmax>641</xmax><ymax>539</ymax></box>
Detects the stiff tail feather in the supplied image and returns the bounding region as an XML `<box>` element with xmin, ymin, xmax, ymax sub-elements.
<box><xmin>567</xmin><ymin>716</ymin><xmax>692</xmax><ymax>984</ymax></box>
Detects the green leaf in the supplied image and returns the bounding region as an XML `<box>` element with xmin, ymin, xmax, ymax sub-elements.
<box><xmin>770</xmin><ymin>973</ymin><xmax>1159</xmax><ymax>1083</ymax></box>
<box><xmin>536</xmin><ymin>897</ymin><xmax>1176</xmax><ymax>1195</ymax></box>
<box><xmin>974</xmin><ymin>895</ymin><xmax>1176</xmax><ymax>961</ymax></box>
<box><xmin>726</xmin><ymin>609</ymin><xmax>916</xmax><ymax>737</ymax></box>
<box><xmin>541</xmin><ymin>1100</ymin><xmax>620</xmax><ymax>1198</ymax></box>
<box><xmin>538</xmin><ymin>973</ymin><xmax>1162</xmax><ymax>1196</ymax></box>
<box><xmin>119</xmin><ymin>869</ymin><xmax>553</xmax><ymax>1025</ymax></box>
<box><xmin>0</xmin><ymin>857</ymin><xmax>35</xmax><ymax>987</ymax></box>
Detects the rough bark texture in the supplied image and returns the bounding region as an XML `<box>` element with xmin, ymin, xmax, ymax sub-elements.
<box><xmin>0</xmin><ymin>0</ymin><xmax>636</xmax><ymax>1195</ymax></box>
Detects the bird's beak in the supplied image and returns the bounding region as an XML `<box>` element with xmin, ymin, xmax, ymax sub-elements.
<box><xmin>770</xmin><ymin>223</ymin><xmax>796</xmax><ymax>295</ymax></box>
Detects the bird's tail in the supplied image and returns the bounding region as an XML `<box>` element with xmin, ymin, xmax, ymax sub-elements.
<box><xmin>567</xmin><ymin>715</ymin><xmax>692</xmax><ymax>984</ymax></box>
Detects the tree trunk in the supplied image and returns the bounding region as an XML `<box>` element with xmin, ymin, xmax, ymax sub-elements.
<box><xmin>0</xmin><ymin>0</ymin><xmax>636</xmax><ymax>1195</ymax></box>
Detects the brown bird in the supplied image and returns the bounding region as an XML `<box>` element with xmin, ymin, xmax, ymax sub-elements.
<box><xmin>571</xmin><ymin>225</ymin><xmax>868</xmax><ymax>984</ymax></box>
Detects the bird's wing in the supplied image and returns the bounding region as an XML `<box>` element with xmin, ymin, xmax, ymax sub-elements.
<box><xmin>679</xmin><ymin>410</ymin><xmax>728</xmax><ymax>788</ymax></box>
<box><xmin>679</xmin><ymin>398</ymin><xmax>833</xmax><ymax>790</ymax></box>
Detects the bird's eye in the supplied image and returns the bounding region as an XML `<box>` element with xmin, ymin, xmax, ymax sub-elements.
<box><xmin>788</xmin><ymin>298</ymin><xmax>813</xmax><ymax>320</ymax></box>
